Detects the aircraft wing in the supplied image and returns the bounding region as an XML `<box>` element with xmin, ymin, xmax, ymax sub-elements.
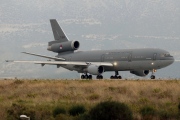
<box><xmin>22</xmin><ymin>52</ymin><xmax>65</xmax><ymax>61</ymax></box>
<box><xmin>5</xmin><ymin>60</ymin><xmax>113</xmax><ymax>67</ymax></box>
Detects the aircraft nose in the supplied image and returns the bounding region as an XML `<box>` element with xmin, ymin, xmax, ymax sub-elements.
<box><xmin>169</xmin><ymin>56</ymin><xmax>175</xmax><ymax>65</ymax></box>
<box><xmin>163</xmin><ymin>55</ymin><xmax>174</xmax><ymax>66</ymax></box>
<box><xmin>172</xmin><ymin>56</ymin><xmax>175</xmax><ymax>63</ymax></box>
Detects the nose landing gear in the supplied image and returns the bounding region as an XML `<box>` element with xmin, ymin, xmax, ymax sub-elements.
<box><xmin>110</xmin><ymin>71</ymin><xmax>122</xmax><ymax>79</ymax></box>
<box><xmin>150</xmin><ymin>75</ymin><xmax>155</xmax><ymax>79</ymax></box>
<box><xmin>150</xmin><ymin>69</ymin><xmax>156</xmax><ymax>79</ymax></box>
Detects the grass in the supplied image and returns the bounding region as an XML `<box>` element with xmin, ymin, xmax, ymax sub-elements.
<box><xmin>0</xmin><ymin>79</ymin><xmax>180</xmax><ymax>119</ymax></box>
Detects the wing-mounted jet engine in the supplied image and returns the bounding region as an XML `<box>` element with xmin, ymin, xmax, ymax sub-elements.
<box><xmin>85</xmin><ymin>65</ymin><xmax>104</xmax><ymax>75</ymax></box>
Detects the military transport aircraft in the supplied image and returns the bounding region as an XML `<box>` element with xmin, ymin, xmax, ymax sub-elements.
<box><xmin>6</xmin><ymin>19</ymin><xmax>174</xmax><ymax>79</ymax></box>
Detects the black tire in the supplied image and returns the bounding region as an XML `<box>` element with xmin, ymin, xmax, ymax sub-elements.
<box><xmin>89</xmin><ymin>75</ymin><xmax>92</xmax><ymax>80</ymax></box>
<box><xmin>85</xmin><ymin>75</ymin><xmax>89</xmax><ymax>79</ymax></box>
<box><xmin>81</xmin><ymin>75</ymin><xmax>85</xmax><ymax>79</ymax></box>
<box><xmin>151</xmin><ymin>75</ymin><xmax>155</xmax><ymax>79</ymax></box>
<box><xmin>118</xmin><ymin>76</ymin><xmax>122</xmax><ymax>79</ymax></box>
<box><xmin>115</xmin><ymin>75</ymin><xmax>118</xmax><ymax>79</ymax></box>
<box><xmin>110</xmin><ymin>76</ymin><xmax>114</xmax><ymax>79</ymax></box>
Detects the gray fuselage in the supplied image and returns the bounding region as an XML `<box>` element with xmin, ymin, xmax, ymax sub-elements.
<box><xmin>57</xmin><ymin>48</ymin><xmax>174</xmax><ymax>73</ymax></box>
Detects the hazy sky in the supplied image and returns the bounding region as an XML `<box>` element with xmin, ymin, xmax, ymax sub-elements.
<box><xmin>0</xmin><ymin>0</ymin><xmax>180</xmax><ymax>79</ymax></box>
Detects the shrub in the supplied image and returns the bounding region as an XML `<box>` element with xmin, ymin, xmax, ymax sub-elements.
<box><xmin>140</xmin><ymin>106</ymin><xmax>156</xmax><ymax>119</ymax></box>
<box><xmin>153</xmin><ymin>88</ymin><xmax>161</xmax><ymax>93</ymax></box>
<box><xmin>13</xmin><ymin>80</ymin><xmax>24</xmax><ymax>84</ymax></box>
<box><xmin>88</xmin><ymin>94</ymin><xmax>100</xmax><ymax>100</ymax></box>
<box><xmin>75</xmin><ymin>113</ymin><xmax>91</xmax><ymax>120</ymax></box>
<box><xmin>53</xmin><ymin>107</ymin><xmax>66</xmax><ymax>117</ymax></box>
<box><xmin>89</xmin><ymin>101</ymin><xmax>133</xmax><ymax>120</ymax></box>
<box><xmin>158</xmin><ymin>110</ymin><xmax>174</xmax><ymax>120</ymax></box>
<box><xmin>178</xmin><ymin>102</ymin><xmax>180</xmax><ymax>117</ymax></box>
<box><xmin>7</xmin><ymin>103</ymin><xmax>35</xmax><ymax>120</ymax></box>
<box><xmin>69</xmin><ymin>105</ymin><xmax>86</xmax><ymax>116</ymax></box>
<box><xmin>55</xmin><ymin>114</ymin><xmax>72</xmax><ymax>120</ymax></box>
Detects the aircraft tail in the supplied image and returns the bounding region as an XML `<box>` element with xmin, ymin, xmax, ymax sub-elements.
<box><xmin>48</xmin><ymin>19</ymin><xmax>80</xmax><ymax>53</ymax></box>
<box><xmin>50</xmin><ymin>19</ymin><xmax>69</xmax><ymax>42</ymax></box>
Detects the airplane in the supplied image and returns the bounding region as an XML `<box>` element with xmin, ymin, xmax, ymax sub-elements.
<box><xmin>6</xmin><ymin>19</ymin><xmax>174</xmax><ymax>79</ymax></box>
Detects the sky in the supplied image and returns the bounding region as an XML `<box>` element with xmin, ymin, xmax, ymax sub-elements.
<box><xmin>0</xmin><ymin>0</ymin><xmax>180</xmax><ymax>79</ymax></box>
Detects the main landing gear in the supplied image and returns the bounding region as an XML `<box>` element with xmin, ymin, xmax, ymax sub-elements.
<box><xmin>110</xmin><ymin>71</ymin><xmax>122</xmax><ymax>79</ymax></box>
<box><xmin>81</xmin><ymin>74</ymin><xmax>92</xmax><ymax>80</ymax></box>
<box><xmin>150</xmin><ymin>69</ymin><xmax>156</xmax><ymax>79</ymax></box>
<box><xmin>81</xmin><ymin>74</ymin><xmax>104</xmax><ymax>80</ymax></box>
<box><xmin>96</xmin><ymin>75</ymin><xmax>103</xmax><ymax>79</ymax></box>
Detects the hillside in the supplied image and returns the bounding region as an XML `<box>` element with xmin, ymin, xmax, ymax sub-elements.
<box><xmin>0</xmin><ymin>79</ymin><xmax>179</xmax><ymax>119</ymax></box>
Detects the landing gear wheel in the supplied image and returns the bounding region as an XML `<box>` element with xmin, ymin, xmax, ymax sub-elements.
<box><xmin>110</xmin><ymin>76</ymin><xmax>114</xmax><ymax>79</ymax></box>
<box><xmin>110</xmin><ymin>71</ymin><xmax>122</xmax><ymax>79</ymax></box>
<box><xmin>150</xmin><ymin>69</ymin><xmax>156</xmax><ymax>79</ymax></box>
<box><xmin>89</xmin><ymin>75</ymin><xmax>92</xmax><ymax>80</ymax></box>
<box><xmin>110</xmin><ymin>75</ymin><xmax>122</xmax><ymax>79</ymax></box>
<box><xmin>115</xmin><ymin>75</ymin><xmax>118</xmax><ymax>79</ymax></box>
<box><xmin>81</xmin><ymin>75</ymin><xmax>85</xmax><ymax>79</ymax></box>
<box><xmin>97</xmin><ymin>75</ymin><xmax>103</xmax><ymax>79</ymax></box>
<box><xmin>81</xmin><ymin>74</ymin><xmax>92</xmax><ymax>80</ymax></box>
<box><xmin>118</xmin><ymin>76</ymin><xmax>122</xmax><ymax>79</ymax></box>
<box><xmin>85</xmin><ymin>75</ymin><xmax>89</xmax><ymax>79</ymax></box>
<box><xmin>151</xmin><ymin>75</ymin><xmax>155</xmax><ymax>79</ymax></box>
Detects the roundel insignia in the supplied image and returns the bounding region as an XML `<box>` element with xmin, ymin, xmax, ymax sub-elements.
<box><xmin>60</xmin><ymin>45</ymin><xmax>63</xmax><ymax>49</ymax></box>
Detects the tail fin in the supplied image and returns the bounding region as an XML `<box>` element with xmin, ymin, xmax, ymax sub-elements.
<box><xmin>50</xmin><ymin>19</ymin><xmax>69</xmax><ymax>42</ymax></box>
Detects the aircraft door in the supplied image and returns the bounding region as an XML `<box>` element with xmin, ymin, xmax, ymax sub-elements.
<box><xmin>153</xmin><ymin>53</ymin><xmax>157</xmax><ymax>60</ymax></box>
<box><xmin>68</xmin><ymin>56</ymin><xmax>72</xmax><ymax>61</ymax></box>
<box><xmin>128</xmin><ymin>53</ymin><xmax>132</xmax><ymax>70</ymax></box>
<box><xmin>102</xmin><ymin>53</ymin><xmax>113</xmax><ymax>62</ymax></box>
<box><xmin>101</xmin><ymin>54</ymin><xmax>105</xmax><ymax>62</ymax></box>
<box><xmin>128</xmin><ymin>53</ymin><xmax>132</xmax><ymax>62</ymax></box>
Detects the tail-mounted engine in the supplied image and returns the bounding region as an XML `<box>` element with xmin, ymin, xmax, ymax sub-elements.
<box><xmin>47</xmin><ymin>40</ymin><xmax>80</xmax><ymax>53</ymax></box>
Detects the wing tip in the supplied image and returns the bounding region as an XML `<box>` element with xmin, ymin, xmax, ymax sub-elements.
<box><xmin>5</xmin><ymin>60</ymin><xmax>14</xmax><ymax>62</ymax></box>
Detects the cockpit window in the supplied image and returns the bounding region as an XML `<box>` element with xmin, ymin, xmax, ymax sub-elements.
<box><xmin>161</xmin><ymin>53</ymin><xmax>171</xmax><ymax>57</ymax></box>
<box><xmin>165</xmin><ymin>53</ymin><xmax>171</xmax><ymax>57</ymax></box>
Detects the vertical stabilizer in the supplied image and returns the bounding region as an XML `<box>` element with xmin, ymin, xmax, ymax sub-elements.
<box><xmin>50</xmin><ymin>19</ymin><xmax>69</xmax><ymax>42</ymax></box>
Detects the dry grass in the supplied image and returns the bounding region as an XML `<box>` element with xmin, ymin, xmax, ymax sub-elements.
<box><xmin>0</xmin><ymin>79</ymin><xmax>180</xmax><ymax>119</ymax></box>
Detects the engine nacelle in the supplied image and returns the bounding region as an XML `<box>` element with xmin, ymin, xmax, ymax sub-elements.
<box><xmin>85</xmin><ymin>65</ymin><xmax>104</xmax><ymax>75</ymax></box>
<box><xmin>47</xmin><ymin>40</ymin><xmax>80</xmax><ymax>53</ymax></box>
<box><xmin>130</xmin><ymin>70</ymin><xmax>149</xmax><ymax>77</ymax></box>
